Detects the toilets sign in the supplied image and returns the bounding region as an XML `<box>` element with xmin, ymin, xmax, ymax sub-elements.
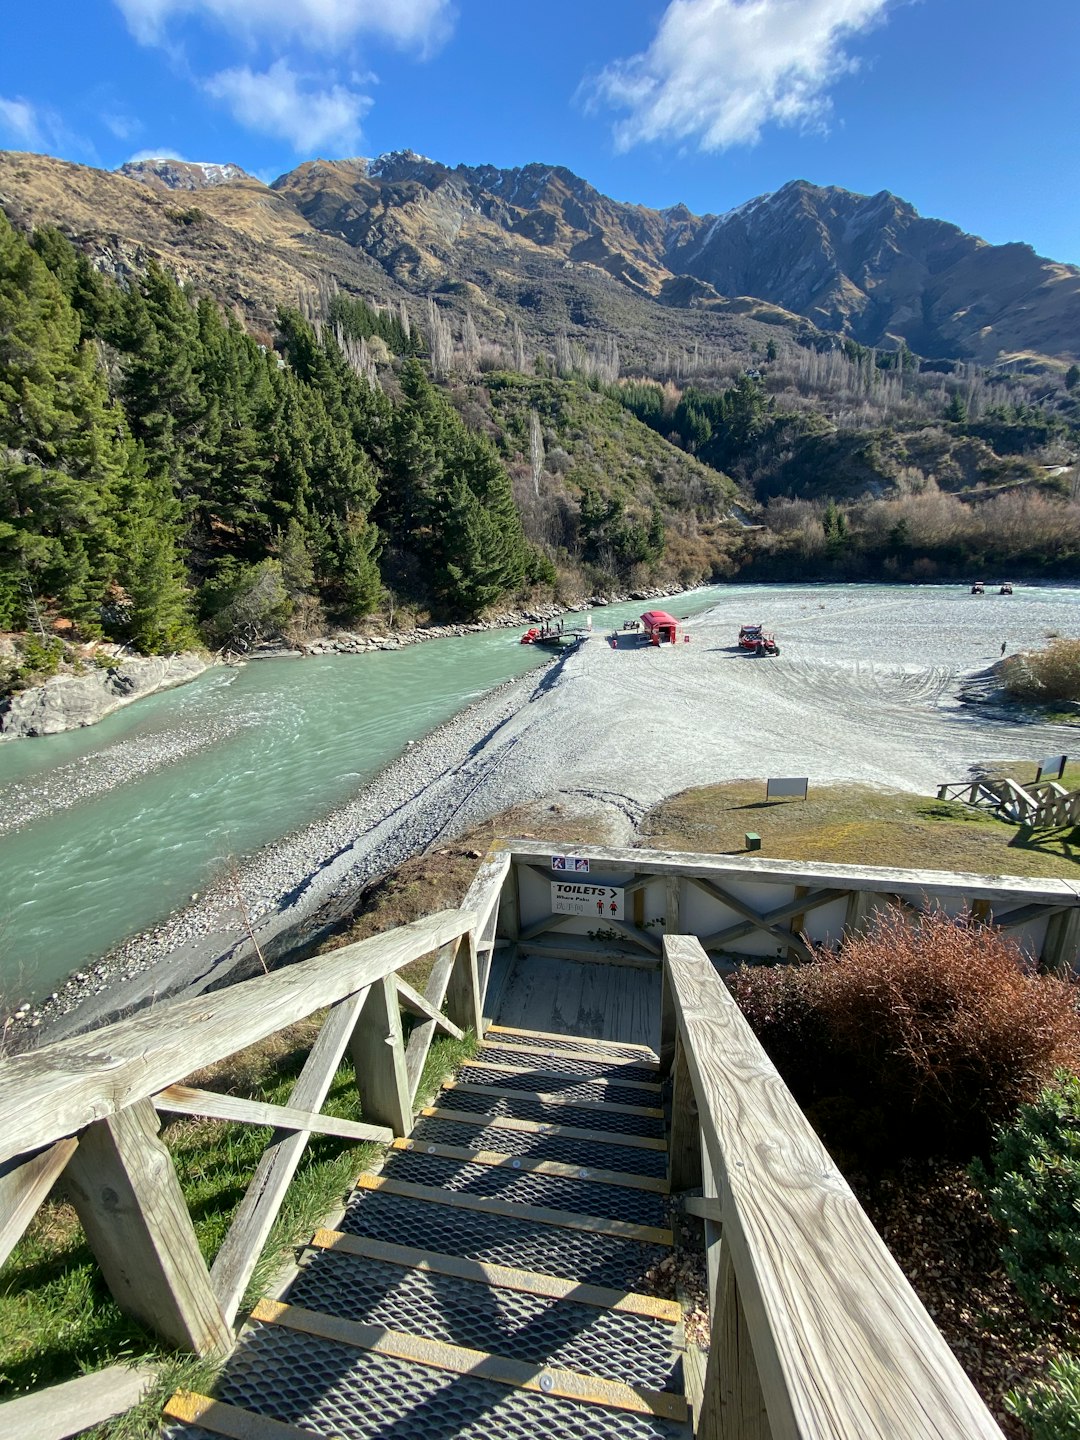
<box><xmin>551</xmin><ymin>882</ymin><xmax>625</xmax><ymax>919</ymax></box>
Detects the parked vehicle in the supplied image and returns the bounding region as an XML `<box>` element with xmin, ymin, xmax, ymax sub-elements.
<box><xmin>739</xmin><ymin>624</ymin><xmax>779</xmax><ymax>656</ymax></box>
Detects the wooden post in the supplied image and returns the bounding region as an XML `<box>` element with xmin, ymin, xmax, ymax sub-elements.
<box><xmin>699</xmin><ymin>1241</ymin><xmax>771</xmax><ymax>1440</ymax></box>
<box><xmin>659</xmin><ymin>958</ymin><xmax>677</xmax><ymax>1074</ymax></box>
<box><xmin>350</xmin><ymin>975</ymin><xmax>411</xmax><ymax>1136</ymax></box>
<box><xmin>445</xmin><ymin>929</ymin><xmax>482</xmax><ymax>1037</ymax></box>
<box><xmin>499</xmin><ymin>860</ymin><xmax>521</xmax><ymax>941</ymax></box>
<box><xmin>844</xmin><ymin>889</ymin><xmax>884</xmax><ymax>939</ymax></box>
<box><xmin>1042</xmin><ymin>906</ymin><xmax>1080</xmax><ymax>976</ymax></box>
<box><xmin>668</xmin><ymin>1031</ymin><xmax>701</xmax><ymax>1194</ymax></box>
<box><xmin>0</xmin><ymin>1138</ymin><xmax>78</xmax><ymax>1268</ymax></box>
<box><xmin>65</xmin><ymin>1099</ymin><xmax>231</xmax><ymax>1354</ymax></box>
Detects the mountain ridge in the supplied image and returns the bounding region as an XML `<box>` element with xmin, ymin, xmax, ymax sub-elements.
<box><xmin>1</xmin><ymin>147</ymin><xmax>1077</xmax><ymax>366</ymax></box>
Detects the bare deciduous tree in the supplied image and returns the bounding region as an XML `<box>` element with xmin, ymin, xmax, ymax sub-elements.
<box><xmin>529</xmin><ymin>409</ymin><xmax>544</xmax><ymax>498</ymax></box>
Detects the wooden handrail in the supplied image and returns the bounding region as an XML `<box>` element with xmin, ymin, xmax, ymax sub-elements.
<box><xmin>0</xmin><ymin>906</ymin><xmax>476</xmax><ymax>1167</ymax></box>
<box><xmin>662</xmin><ymin>933</ymin><xmax>1006</xmax><ymax>1440</ymax></box>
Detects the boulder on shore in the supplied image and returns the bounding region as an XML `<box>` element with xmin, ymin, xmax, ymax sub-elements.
<box><xmin>0</xmin><ymin>653</ymin><xmax>214</xmax><ymax>739</ymax></box>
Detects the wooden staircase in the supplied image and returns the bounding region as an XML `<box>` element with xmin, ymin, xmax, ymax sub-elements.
<box><xmin>162</xmin><ymin>1024</ymin><xmax>692</xmax><ymax>1440</ymax></box>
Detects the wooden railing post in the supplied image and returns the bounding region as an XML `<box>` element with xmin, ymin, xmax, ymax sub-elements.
<box><xmin>65</xmin><ymin>1099</ymin><xmax>231</xmax><ymax>1354</ymax></box>
<box><xmin>350</xmin><ymin>975</ymin><xmax>411</xmax><ymax>1135</ymax></box>
<box><xmin>1042</xmin><ymin>906</ymin><xmax>1080</xmax><ymax>975</ymax></box>
<box><xmin>700</xmin><ymin>1242</ymin><xmax>771</xmax><ymax>1440</ymax></box>
<box><xmin>668</xmin><ymin>1031</ymin><xmax>701</xmax><ymax>1194</ymax></box>
<box><xmin>445</xmin><ymin>929</ymin><xmax>482</xmax><ymax>1037</ymax></box>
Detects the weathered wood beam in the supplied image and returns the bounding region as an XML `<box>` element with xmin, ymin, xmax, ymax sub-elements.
<box><xmin>691</xmin><ymin>875</ymin><xmax>815</xmax><ymax>962</ymax></box>
<box><xmin>0</xmin><ymin>906</ymin><xmax>474</xmax><ymax>1166</ymax></box>
<box><xmin>65</xmin><ymin>1099</ymin><xmax>231</xmax><ymax>1354</ymax></box>
<box><xmin>0</xmin><ymin>1362</ymin><xmax>159</xmax><ymax>1440</ymax></box>
<box><xmin>209</xmin><ymin>988</ymin><xmax>370</xmax><ymax>1324</ymax></box>
<box><xmin>151</xmin><ymin>1085</ymin><xmax>392</xmax><ymax>1144</ymax></box>
<box><xmin>1043</xmin><ymin>906</ymin><xmax>1080</xmax><ymax>975</ymax></box>
<box><xmin>401</xmin><ymin>935</ymin><xmax>462</xmax><ymax>1100</ymax></box>
<box><xmin>668</xmin><ymin>1032</ymin><xmax>701</xmax><ymax>1194</ymax></box>
<box><xmin>702</xmin><ymin>1240</ymin><xmax>771</xmax><ymax>1440</ymax></box>
<box><xmin>445</xmin><ymin>927</ymin><xmax>482</xmax><ymax>1037</ymax></box>
<box><xmin>517</xmin><ymin>911</ymin><xmax>577</xmax><ymax>944</ymax></box>
<box><xmin>663</xmin><ymin>933</ymin><xmax>1006</xmax><ymax>1440</ymax></box>
<box><xmin>503</xmin><ymin>840</ymin><xmax>1080</xmax><ymax>906</ymax></box>
<box><xmin>349</xmin><ymin>975</ymin><xmax>411</xmax><ymax>1136</ymax></box>
<box><xmin>702</xmin><ymin>887</ymin><xmax>844</xmax><ymax>949</ymax></box>
<box><xmin>0</xmin><ymin>1136</ymin><xmax>78</xmax><ymax>1268</ymax></box>
<box><xmin>393</xmin><ymin>975</ymin><xmax>464</xmax><ymax>1039</ymax></box>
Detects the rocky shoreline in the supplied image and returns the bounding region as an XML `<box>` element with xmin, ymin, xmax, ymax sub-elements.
<box><xmin>0</xmin><ymin>651</ymin><xmax>217</xmax><ymax>740</ymax></box>
<box><xmin>248</xmin><ymin>585</ymin><xmax>691</xmax><ymax>659</ymax></box>
<box><xmin>0</xmin><ymin>585</ymin><xmax>685</xmax><ymax>741</ymax></box>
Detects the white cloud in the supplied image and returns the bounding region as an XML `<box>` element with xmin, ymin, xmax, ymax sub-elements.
<box><xmin>591</xmin><ymin>0</ymin><xmax>892</xmax><ymax>152</ymax></box>
<box><xmin>103</xmin><ymin>112</ymin><xmax>142</xmax><ymax>140</ymax></box>
<box><xmin>114</xmin><ymin>0</ymin><xmax>453</xmax><ymax>54</ymax></box>
<box><xmin>126</xmin><ymin>147</ymin><xmax>189</xmax><ymax>162</ymax></box>
<box><xmin>0</xmin><ymin>95</ymin><xmax>43</xmax><ymax>147</ymax></box>
<box><xmin>204</xmin><ymin>60</ymin><xmax>371</xmax><ymax>152</ymax></box>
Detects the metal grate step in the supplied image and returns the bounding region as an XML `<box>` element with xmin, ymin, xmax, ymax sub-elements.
<box><xmin>436</xmin><ymin>1085</ymin><xmax>666</xmax><ymax>1137</ymax></box>
<box><xmin>410</xmin><ymin>1113</ymin><xmax>670</xmax><ymax>1178</ymax></box>
<box><xmin>380</xmin><ymin>1148</ymin><xmax>669</xmax><ymax>1227</ymax></box>
<box><xmin>486</xmin><ymin>1026</ymin><xmax>660</xmax><ymax>1063</ymax></box>
<box><xmin>481</xmin><ymin>1040</ymin><xmax>661</xmax><ymax>1082</ymax></box>
<box><xmin>465</xmin><ymin>1063</ymin><xmax>660</xmax><ymax>1107</ymax></box>
<box><xmin>166</xmin><ymin>1322</ymin><xmax>691</xmax><ymax>1440</ymax></box>
<box><xmin>339</xmin><ymin>1187</ymin><xmax>667</xmax><ymax>1290</ymax></box>
<box><xmin>286</xmin><ymin>1247</ymin><xmax>683</xmax><ymax>1391</ymax></box>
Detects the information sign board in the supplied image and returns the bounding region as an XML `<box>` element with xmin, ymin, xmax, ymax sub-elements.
<box><xmin>551</xmin><ymin>882</ymin><xmax>624</xmax><ymax>919</ymax></box>
<box><xmin>550</xmin><ymin>856</ymin><xmax>590</xmax><ymax>872</ymax></box>
<box><xmin>766</xmin><ymin>777</ymin><xmax>809</xmax><ymax>800</ymax></box>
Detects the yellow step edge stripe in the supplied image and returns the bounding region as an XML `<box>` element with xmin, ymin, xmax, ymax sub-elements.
<box><xmin>419</xmin><ymin>1105</ymin><xmax>669</xmax><ymax>1152</ymax></box>
<box><xmin>487</xmin><ymin>1024</ymin><xmax>660</xmax><ymax>1058</ymax></box>
<box><xmin>443</xmin><ymin>1079</ymin><xmax>664</xmax><ymax>1119</ymax></box>
<box><xmin>162</xmin><ymin>1391</ymin><xmax>345</xmax><ymax>1439</ymax></box>
<box><xmin>251</xmin><ymin>1300</ymin><xmax>687</xmax><ymax>1423</ymax></box>
<box><xmin>464</xmin><ymin>1058</ymin><xmax>662</xmax><ymax>1093</ymax></box>
<box><xmin>392</xmin><ymin>1136</ymin><xmax>670</xmax><ymax>1193</ymax></box>
<box><xmin>309</xmin><ymin>1228</ymin><xmax>681</xmax><ymax>1321</ymax></box>
<box><xmin>353</xmin><ymin>1172</ymin><xmax>673</xmax><ymax>1245</ymax></box>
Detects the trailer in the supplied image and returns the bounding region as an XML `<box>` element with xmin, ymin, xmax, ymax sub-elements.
<box><xmin>640</xmin><ymin>609</ymin><xmax>679</xmax><ymax>644</ymax></box>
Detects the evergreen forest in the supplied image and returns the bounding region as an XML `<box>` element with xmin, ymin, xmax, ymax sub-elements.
<box><xmin>0</xmin><ymin>212</ymin><xmax>548</xmax><ymax>655</ymax></box>
<box><xmin>3</xmin><ymin>204</ymin><xmax>1080</xmax><ymax>665</ymax></box>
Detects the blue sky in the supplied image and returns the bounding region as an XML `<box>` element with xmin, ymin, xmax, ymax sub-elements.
<box><xmin>3</xmin><ymin>0</ymin><xmax>1079</xmax><ymax>263</ymax></box>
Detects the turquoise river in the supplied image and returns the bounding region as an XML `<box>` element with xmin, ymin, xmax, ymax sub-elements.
<box><xmin>0</xmin><ymin>590</ymin><xmax>728</xmax><ymax>1002</ymax></box>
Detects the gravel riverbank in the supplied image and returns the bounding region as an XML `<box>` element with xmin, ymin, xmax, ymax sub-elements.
<box><xmin>22</xmin><ymin>584</ymin><xmax>1080</xmax><ymax>1044</ymax></box>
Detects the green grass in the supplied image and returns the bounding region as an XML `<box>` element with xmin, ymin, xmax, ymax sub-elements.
<box><xmin>641</xmin><ymin>778</ymin><xmax>1080</xmax><ymax>878</ymax></box>
<box><xmin>0</xmin><ymin>1021</ymin><xmax>476</xmax><ymax>1434</ymax></box>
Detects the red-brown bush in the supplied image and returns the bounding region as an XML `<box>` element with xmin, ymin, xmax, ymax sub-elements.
<box><xmin>729</xmin><ymin>905</ymin><xmax>1080</xmax><ymax>1160</ymax></box>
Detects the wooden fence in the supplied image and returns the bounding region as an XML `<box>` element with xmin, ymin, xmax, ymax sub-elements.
<box><xmin>661</xmin><ymin>932</ymin><xmax>1006</xmax><ymax>1439</ymax></box>
<box><xmin>938</xmin><ymin>775</ymin><xmax>1080</xmax><ymax>830</ymax></box>
<box><xmin>499</xmin><ymin>841</ymin><xmax>1080</xmax><ymax>974</ymax></box>
<box><xmin>1</xmin><ymin>839</ymin><xmax>1070</xmax><ymax>1438</ymax></box>
<box><xmin>0</xmin><ymin>877</ymin><xmax>508</xmax><ymax>1436</ymax></box>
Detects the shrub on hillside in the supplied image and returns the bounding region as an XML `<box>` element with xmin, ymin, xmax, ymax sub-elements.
<box><xmin>729</xmin><ymin>906</ymin><xmax>1080</xmax><ymax>1159</ymax></box>
<box><xmin>1007</xmin><ymin>1356</ymin><xmax>1080</xmax><ymax>1439</ymax></box>
<box><xmin>1002</xmin><ymin>637</ymin><xmax>1080</xmax><ymax>703</ymax></box>
<box><xmin>972</xmin><ymin>1069</ymin><xmax>1080</xmax><ymax>1321</ymax></box>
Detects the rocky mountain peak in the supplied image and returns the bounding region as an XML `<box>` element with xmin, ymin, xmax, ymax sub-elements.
<box><xmin>118</xmin><ymin>158</ymin><xmax>259</xmax><ymax>191</ymax></box>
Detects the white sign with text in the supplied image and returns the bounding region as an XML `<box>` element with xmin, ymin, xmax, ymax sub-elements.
<box><xmin>551</xmin><ymin>882</ymin><xmax>624</xmax><ymax>919</ymax></box>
